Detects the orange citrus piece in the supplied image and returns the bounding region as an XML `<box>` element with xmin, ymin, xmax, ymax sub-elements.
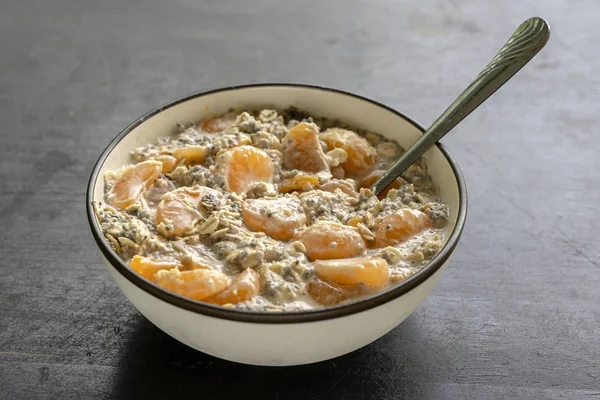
<box><xmin>313</xmin><ymin>257</ymin><xmax>389</xmax><ymax>287</ymax></box>
<box><xmin>307</xmin><ymin>278</ymin><xmax>361</xmax><ymax>306</ymax></box>
<box><xmin>346</xmin><ymin>216</ymin><xmax>363</xmax><ymax>227</ymax></box>
<box><xmin>374</xmin><ymin>209</ymin><xmax>431</xmax><ymax>248</ymax></box>
<box><xmin>294</xmin><ymin>221</ymin><xmax>366</xmax><ymax>261</ymax></box>
<box><xmin>142</xmin><ymin>154</ymin><xmax>178</xmax><ymax>173</ymax></box>
<box><xmin>172</xmin><ymin>145</ymin><xmax>207</xmax><ymax>165</ymax></box>
<box><xmin>130</xmin><ymin>255</ymin><xmax>182</xmax><ymax>281</ymax></box>
<box><xmin>281</xmin><ymin>122</ymin><xmax>329</xmax><ymax>173</ymax></box>
<box><xmin>242</xmin><ymin>197</ymin><xmax>307</xmax><ymax>241</ymax></box>
<box><xmin>321</xmin><ymin>128</ymin><xmax>377</xmax><ymax>177</ymax></box>
<box><xmin>155</xmin><ymin>268</ymin><xmax>230</xmax><ymax>301</ymax></box>
<box><xmin>144</xmin><ymin>178</ymin><xmax>175</xmax><ymax>209</ymax></box>
<box><xmin>278</xmin><ymin>174</ymin><xmax>319</xmax><ymax>193</ymax></box>
<box><xmin>331</xmin><ymin>165</ymin><xmax>345</xmax><ymax>179</ymax></box>
<box><xmin>216</xmin><ymin>145</ymin><xmax>274</xmax><ymax>194</ymax></box>
<box><xmin>358</xmin><ymin>169</ymin><xmax>407</xmax><ymax>197</ymax></box>
<box><xmin>204</xmin><ymin>268</ymin><xmax>260</xmax><ymax>305</ymax></box>
<box><xmin>107</xmin><ymin>160</ymin><xmax>162</xmax><ymax>210</ymax></box>
<box><xmin>156</xmin><ymin>186</ymin><xmax>223</xmax><ymax>236</ymax></box>
<box><xmin>200</xmin><ymin>115</ymin><xmax>236</xmax><ymax>133</ymax></box>
<box><xmin>318</xmin><ymin>180</ymin><xmax>359</xmax><ymax>199</ymax></box>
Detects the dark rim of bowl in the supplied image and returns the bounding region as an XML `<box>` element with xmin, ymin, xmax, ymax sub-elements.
<box><xmin>86</xmin><ymin>83</ymin><xmax>468</xmax><ymax>324</ymax></box>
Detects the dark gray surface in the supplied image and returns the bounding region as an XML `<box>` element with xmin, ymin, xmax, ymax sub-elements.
<box><xmin>1</xmin><ymin>0</ymin><xmax>598</xmax><ymax>399</ymax></box>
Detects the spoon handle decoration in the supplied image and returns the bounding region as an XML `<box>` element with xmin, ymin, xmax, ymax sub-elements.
<box><xmin>373</xmin><ymin>17</ymin><xmax>550</xmax><ymax>196</ymax></box>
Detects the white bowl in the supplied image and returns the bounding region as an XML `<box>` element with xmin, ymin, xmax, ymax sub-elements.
<box><xmin>87</xmin><ymin>84</ymin><xmax>467</xmax><ymax>366</ymax></box>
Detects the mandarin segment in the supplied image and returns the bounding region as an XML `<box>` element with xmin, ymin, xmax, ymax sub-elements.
<box><xmin>278</xmin><ymin>174</ymin><xmax>319</xmax><ymax>193</ymax></box>
<box><xmin>172</xmin><ymin>145</ymin><xmax>207</xmax><ymax>165</ymax></box>
<box><xmin>107</xmin><ymin>160</ymin><xmax>162</xmax><ymax>210</ymax></box>
<box><xmin>200</xmin><ymin>115</ymin><xmax>236</xmax><ymax>133</ymax></box>
<box><xmin>294</xmin><ymin>221</ymin><xmax>366</xmax><ymax>261</ymax></box>
<box><xmin>242</xmin><ymin>197</ymin><xmax>307</xmax><ymax>241</ymax></box>
<box><xmin>358</xmin><ymin>169</ymin><xmax>407</xmax><ymax>197</ymax></box>
<box><xmin>318</xmin><ymin>180</ymin><xmax>359</xmax><ymax>199</ymax></box>
<box><xmin>346</xmin><ymin>215</ymin><xmax>363</xmax><ymax>227</ymax></box>
<box><xmin>321</xmin><ymin>128</ymin><xmax>377</xmax><ymax>177</ymax></box>
<box><xmin>155</xmin><ymin>268</ymin><xmax>230</xmax><ymax>301</ymax></box>
<box><xmin>282</xmin><ymin>122</ymin><xmax>329</xmax><ymax>173</ymax></box>
<box><xmin>313</xmin><ymin>257</ymin><xmax>389</xmax><ymax>287</ymax></box>
<box><xmin>144</xmin><ymin>178</ymin><xmax>176</xmax><ymax>209</ymax></box>
<box><xmin>156</xmin><ymin>187</ymin><xmax>202</xmax><ymax>236</ymax></box>
<box><xmin>307</xmin><ymin>278</ymin><xmax>361</xmax><ymax>306</ymax></box>
<box><xmin>374</xmin><ymin>209</ymin><xmax>431</xmax><ymax>248</ymax></box>
<box><xmin>204</xmin><ymin>268</ymin><xmax>260</xmax><ymax>305</ymax></box>
<box><xmin>216</xmin><ymin>145</ymin><xmax>274</xmax><ymax>194</ymax></box>
<box><xmin>330</xmin><ymin>165</ymin><xmax>345</xmax><ymax>179</ymax></box>
<box><xmin>130</xmin><ymin>255</ymin><xmax>182</xmax><ymax>281</ymax></box>
<box><xmin>156</xmin><ymin>186</ymin><xmax>223</xmax><ymax>236</ymax></box>
<box><xmin>142</xmin><ymin>154</ymin><xmax>178</xmax><ymax>173</ymax></box>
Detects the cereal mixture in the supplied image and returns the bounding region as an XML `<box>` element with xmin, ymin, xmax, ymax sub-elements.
<box><xmin>94</xmin><ymin>107</ymin><xmax>449</xmax><ymax>311</ymax></box>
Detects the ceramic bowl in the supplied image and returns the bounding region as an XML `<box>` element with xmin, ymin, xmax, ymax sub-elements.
<box><xmin>87</xmin><ymin>84</ymin><xmax>467</xmax><ymax>366</ymax></box>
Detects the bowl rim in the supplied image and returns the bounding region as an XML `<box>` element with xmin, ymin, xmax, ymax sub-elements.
<box><xmin>86</xmin><ymin>83</ymin><xmax>468</xmax><ymax>324</ymax></box>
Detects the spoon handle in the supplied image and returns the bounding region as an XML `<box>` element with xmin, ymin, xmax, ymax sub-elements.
<box><xmin>373</xmin><ymin>17</ymin><xmax>550</xmax><ymax>195</ymax></box>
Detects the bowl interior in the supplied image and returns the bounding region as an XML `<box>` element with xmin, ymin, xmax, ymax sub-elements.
<box><xmin>89</xmin><ymin>84</ymin><xmax>465</xmax><ymax>321</ymax></box>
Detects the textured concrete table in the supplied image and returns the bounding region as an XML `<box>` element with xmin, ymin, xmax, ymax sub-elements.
<box><xmin>1</xmin><ymin>0</ymin><xmax>598</xmax><ymax>399</ymax></box>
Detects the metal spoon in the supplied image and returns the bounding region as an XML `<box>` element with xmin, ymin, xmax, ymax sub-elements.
<box><xmin>372</xmin><ymin>17</ymin><xmax>550</xmax><ymax>196</ymax></box>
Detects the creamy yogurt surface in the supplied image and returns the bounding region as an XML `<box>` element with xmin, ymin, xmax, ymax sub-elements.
<box><xmin>94</xmin><ymin>107</ymin><xmax>449</xmax><ymax>311</ymax></box>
